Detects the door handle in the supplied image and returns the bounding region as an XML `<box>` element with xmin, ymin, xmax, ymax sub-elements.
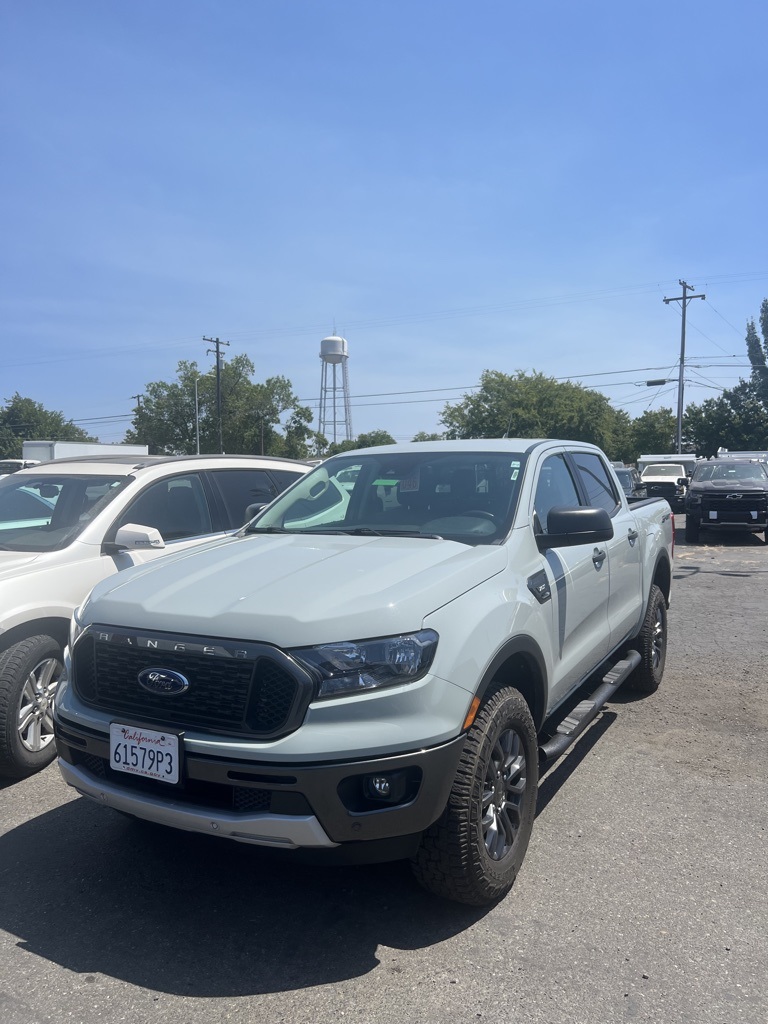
<box><xmin>627</xmin><ymin>528</ymin><xmax>639</xmax><ymax>543</ymax></box>
<box><xmin>592</xmin><ymin>547</ymin><xmax>607</xmax><ymax>567</ymax></box>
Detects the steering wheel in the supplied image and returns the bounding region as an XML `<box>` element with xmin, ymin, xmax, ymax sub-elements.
<box><xmin>464</xmin><ymin>509</ymin><xmax>496</xmax><ymax>520</ymax></box>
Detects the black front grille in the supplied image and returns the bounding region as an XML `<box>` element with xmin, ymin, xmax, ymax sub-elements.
<box><xmin>701</xmin><ymin>491</ymin><xmax>768</xmax><ymax>523</ymax></box>
<box><xmin>72</xmin><ymin>631</ymin><xmax>313</xmax><ymax>738</ymax></box>
<box><xmin>647</xmin><ymin>483</ymin><xmax>679</xmax><ymax>498</ymax></box>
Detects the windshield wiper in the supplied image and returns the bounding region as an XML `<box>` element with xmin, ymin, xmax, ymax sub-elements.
<box><xmin>332</xmin><ymin>527</ymin><xmax>443</xmax><ymax>539</ymax></box>
<box><xmin>244</xmin><ymin>525</ymin><xmax>291</xmax><ymax>534</ymax></box>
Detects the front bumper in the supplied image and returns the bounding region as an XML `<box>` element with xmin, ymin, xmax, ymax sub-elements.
<box><xmin>54</xmin><ymin>717</ymin><xmax>465</xmax><ymax>849</ymax></box>
<box><xmin>686</xmin><ymin>508</ymin><xmax>768</xmax><ymax>531</ymax></box>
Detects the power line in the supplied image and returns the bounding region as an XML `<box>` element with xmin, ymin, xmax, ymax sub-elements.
<box><xmin>5</xmin><ymin>270</ymin><xmax>767</xmax><ymax>372</ymax></box>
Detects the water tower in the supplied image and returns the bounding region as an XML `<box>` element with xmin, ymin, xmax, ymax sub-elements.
<box><xmin>318</xmin><ymin>334</ymin><xmax>353</xmax><ymax>443</ymax></box>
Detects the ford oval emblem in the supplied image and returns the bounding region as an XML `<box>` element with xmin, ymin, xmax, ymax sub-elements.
<box><xmin>138</xmin><ymin>667</ymin><xmax>190</xmax><ymax>696</ymax></box>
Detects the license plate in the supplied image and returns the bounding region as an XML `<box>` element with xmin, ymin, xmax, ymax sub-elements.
<box><xmin>709</xmin><ymin>511</ymin><xmax>718</xmax><ymax>520</ymax></box>
<box><xmin>109</xmin><ymin>723</ymin><xmax>180</xmax><ymax>784</ymax></box>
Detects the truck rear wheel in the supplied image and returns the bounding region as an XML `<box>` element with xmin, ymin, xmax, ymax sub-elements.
<box><xmin>0</xmin><ymin>635</ymin><xmax>62</xmax><ymax>778</ymax></box>
<box><xmin>411</xmin><ymin>687</ymin><xmax>538</xmax><ymax>905</ymax></box>
<box><xmin>627</xmin><ymin>584</ymin><xmax>667</xmax><ymax>694</ymax></box>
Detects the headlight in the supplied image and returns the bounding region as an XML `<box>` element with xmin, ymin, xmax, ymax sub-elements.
<box><xmin>291</xmin><ymin>629</ymin><xmax>438</xmax><ymax>699</ymax></box>
<box><xmin>687</xmin><ymin>493</ymin><xmax>702</xmax><ymax>506</ymax></box>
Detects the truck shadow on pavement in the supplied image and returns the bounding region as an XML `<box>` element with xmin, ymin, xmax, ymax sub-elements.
<box><xmin>0</xmin><ymin>693</ymin><xmax>629</xmax><ymax>995</ymax></box>
<box><xmin>0</xmin><ymin>794</ymin><xmax>487</xmax><ymax>995</ymax></box>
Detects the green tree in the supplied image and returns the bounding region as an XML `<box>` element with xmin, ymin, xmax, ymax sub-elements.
<box><xmin>683</xmin><ymin>381</ymin><xmax>768</xmax><ymax>456</ymax></box>
<box><xmin>745</xmin><ymin>300</ymin><xmax>768</xmax><ymax>409</ymax></box>
<box><xmin>412</xmin><ymin>431</ymin><xmax>444</xmax><ymax>442</ymax></box>
<box><xmin>124</xmin><ymin>359</ymin><xmax>314</xmax><ymax>457</ymax></box>
<box><xmin>0</xmin><ymin>393</ymin><xmax>96</xmax><ymax>458</ymax></box>
<box><xmin>440</xmin><ymin>370</ymin><xmax>627</xmax><ymax>456</ymax></box>
<box><xmin>324</xmin><ymin>429</ymin><xmax>396</xmax><ymax>457</ymax></box>
<box><xmin>627</xmin><ymin>408</ymin><xmax>677</xmax><ymax>461</ymax></box>
<box><xmin>356</xmin><ymin>429</ymin><xmax>396</xmax><ymax>448</ymax></box>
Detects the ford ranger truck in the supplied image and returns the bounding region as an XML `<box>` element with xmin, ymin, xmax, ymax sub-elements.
<box><xmin>54</xmin><ymin>440</ymin><xmax>674</xmax><ymax>906</ymax></box>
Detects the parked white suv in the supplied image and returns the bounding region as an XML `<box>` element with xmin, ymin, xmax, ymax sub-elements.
<box><xmin>0</xmin><ymin>453</ymin><xmax>309</xmax><ymax>778</ymax></box>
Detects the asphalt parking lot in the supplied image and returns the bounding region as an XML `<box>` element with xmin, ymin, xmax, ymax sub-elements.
<box><xmin>1</xmin><ymin>521</ymin><xmax>766</xmax><ymax>1024</ymax></box>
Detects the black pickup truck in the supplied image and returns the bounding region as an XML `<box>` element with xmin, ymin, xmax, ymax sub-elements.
<box><xmin>685</xmin><ymin>458</ymin><xmax>768</xmax><ymax>542</ymax></box>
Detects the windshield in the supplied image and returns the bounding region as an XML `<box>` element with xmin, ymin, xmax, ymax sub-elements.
<box><xmin>0</xmin><ymin>473</ymin><xmax>129</xmax><ymax>552</ymax></box>
<box><xmin>692</xmin><ymin>462</ymin><xmax>768</xmax><ymax>483</ymax></box>
<box><xmin>615</xmin><ymin>470</ymin><xmax>633</xmax><ymax>486</ymax></box>
<box><xmin>248</xmin><ymin>450</ymin><xmax>529</xmax><ymax>545</ymax></box>
<box><xmin>641</xmin><ymin>464</ymin><xmax>686</xmax><ymax>478</ymax></box>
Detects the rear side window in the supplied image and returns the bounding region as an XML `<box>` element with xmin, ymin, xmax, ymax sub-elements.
<box><xmin>270</xmin><ymin>469</ymin><xmax>305</xmax><ymax>492</ymax></box>
<box><xmin>572</xmin><ymin>452</ymin><xmax>620</xmax><ymax>514</ymax></box>
<box><xmin>211</xmin><ymin>468</ymin><xmax>285</xmax><ymax>528</ymax></box>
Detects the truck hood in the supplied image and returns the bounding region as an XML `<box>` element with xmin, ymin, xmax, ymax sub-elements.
<box><xmin>82</xmin><ymin>533</ymin><xmax>508</xmax><ymax>648</ymax></box>
<box><xmin>690</xmin><ymin>480</ymin><xmax>768</xmax><ymax>494</ymax></box>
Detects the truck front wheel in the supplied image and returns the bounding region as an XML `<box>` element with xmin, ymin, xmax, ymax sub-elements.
<box><xmin>0</xmin><ymin>635</ymin><xmax>62</xmax><ymax>778</ymax></box>
<box><xmin>685</xmin><ymin>515</ymin><xmax>700</xmax><ymax>543</ymax></box>
<box><xmin>411</xmin><ymin>687</ymin><xmax>538</xmax><ymax>906</ymax></box>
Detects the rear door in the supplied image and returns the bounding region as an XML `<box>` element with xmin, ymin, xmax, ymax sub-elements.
<box><xmin>569</xmin><ymin>451</ymin><xmax>643</xmax><ymax>651</ymax></box>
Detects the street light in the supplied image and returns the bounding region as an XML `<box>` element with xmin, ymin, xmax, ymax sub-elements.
<box><xmin>193</xmin><ymin>370</ymin><xmax>216</xmax><ymax>455</ymax></box>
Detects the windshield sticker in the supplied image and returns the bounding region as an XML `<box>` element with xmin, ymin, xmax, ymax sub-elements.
<box><xmin>398</xmin><ymin>471</ymin><xmax>421</xmax><ymax>492</ymax></box>
<box><xmin>511</xmin><ymin>469</ymin><xmax>519</xmax><ymax>481</ymax></box>
<box><xmin>372</xmin><ymin>479</ymin><xmax>398</xmax><ymax>487</ymax></box>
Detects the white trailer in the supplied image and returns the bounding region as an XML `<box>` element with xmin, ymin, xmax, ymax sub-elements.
<box><xmin>22</xmin><ymin>440</ymin><xmax>149</xmax><ymax>463</ymax></box>
<box><xmin>637</xmin><ymin>452</ymin><xmax>700</xmax><ymax>478</ymax></box>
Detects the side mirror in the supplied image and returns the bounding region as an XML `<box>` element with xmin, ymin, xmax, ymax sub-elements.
<box><xmin>244</xmin><ymin>502</ymin><xmax>268</xmax><ymax>522</ymax></box>
<box><xmin>536</xmin><ymin>506</ymin><xmax>614</xmax><ymax>550</ymax></box>
<box><xmin>104</xmin><ymin>523</ymin><xmax>166</xmax><ymax>553</ymax></box>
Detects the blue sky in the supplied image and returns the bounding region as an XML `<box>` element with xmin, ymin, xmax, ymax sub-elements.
<box><xmin>2</xmin><ymin>0</ymin><xmax>766</xmax><ymax>443</ymax></box>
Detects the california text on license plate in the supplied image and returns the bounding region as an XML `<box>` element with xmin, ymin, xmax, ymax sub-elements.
<box><xmin>109</xmin><ymin>723</ymin><xmax>180</xmax><ymax>784</ymax></box>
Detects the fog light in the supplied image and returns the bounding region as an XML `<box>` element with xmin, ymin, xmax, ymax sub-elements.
<box><xmin>370</xmin><ymin>776</ymin><xmax>391</xmax><ymax>798</ymax></box>
<box><xmin>363</xmin><ymin>770</ymin><xmax>408</xmax><ymax>803</ymax></box>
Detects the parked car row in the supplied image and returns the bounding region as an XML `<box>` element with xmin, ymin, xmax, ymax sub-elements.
<box><xmin>0</xmin><ymin>453</ymin><xmax>311</xmax><ymax>778</ymax></box>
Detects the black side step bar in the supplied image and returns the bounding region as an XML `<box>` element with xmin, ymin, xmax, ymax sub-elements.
<box><xmin>538</xmin><ymin>650</ymin><xmax>642</xmax><ymax>765</ymax></box>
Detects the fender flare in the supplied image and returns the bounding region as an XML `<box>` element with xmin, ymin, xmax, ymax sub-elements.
<box><xmin>475</xmin><ymin>634</ymin><xmax>548</xmax><ymax>731</ymax></box>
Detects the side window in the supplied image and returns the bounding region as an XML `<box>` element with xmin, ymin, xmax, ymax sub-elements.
<box><xmin>114</xmin><ymin>474</ymin><xmax>212</xmax><ymax>541</ymax></box>
<box><xmin>270</xmin><ymin>469</ymin><xmax>305</xmax><ymax>493</ymax></box>
<box><xmin>211</xmin><ymin>469</ymin><xmax>280</xmax><ymax>528</ymax></box>
<box><xmin>533</xmin><ymin>454</ymin><xmax>581</xmax><ymax>533</ymax></box>
<box><xmin>572</xmin><ymin>452</ymin><xmax>620</xmax><ymax>514</ymax></box>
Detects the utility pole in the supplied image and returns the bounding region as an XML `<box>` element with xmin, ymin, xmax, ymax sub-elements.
<box><xmin>203</xmin><ymin>337</ymin><xmax>230</xmax><ymax>453</ymax></box>
<box><xmin>663</xmin><ymin>280</ymin><xmax>705</xmax><ymax>454</ymax></box>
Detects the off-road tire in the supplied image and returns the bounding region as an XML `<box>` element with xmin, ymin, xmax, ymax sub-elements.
<box><xmin>411</xmin><ymin>687</ymin><xmax>538</xmax><ymax>906</ymax></box>
<box><xmin>627</xmin><ymin>584</ymin><xmax>667</xmax><ymax>694</ymax></box>
<box><xmin>685</xmin><ymin>516</ymin><xmax>700</xmax><ymax>543</ymax></box>
<box><xmin>0</xmin><ymin>635</ymin><xmax>62</xmax><ymax>779</ymax></box>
